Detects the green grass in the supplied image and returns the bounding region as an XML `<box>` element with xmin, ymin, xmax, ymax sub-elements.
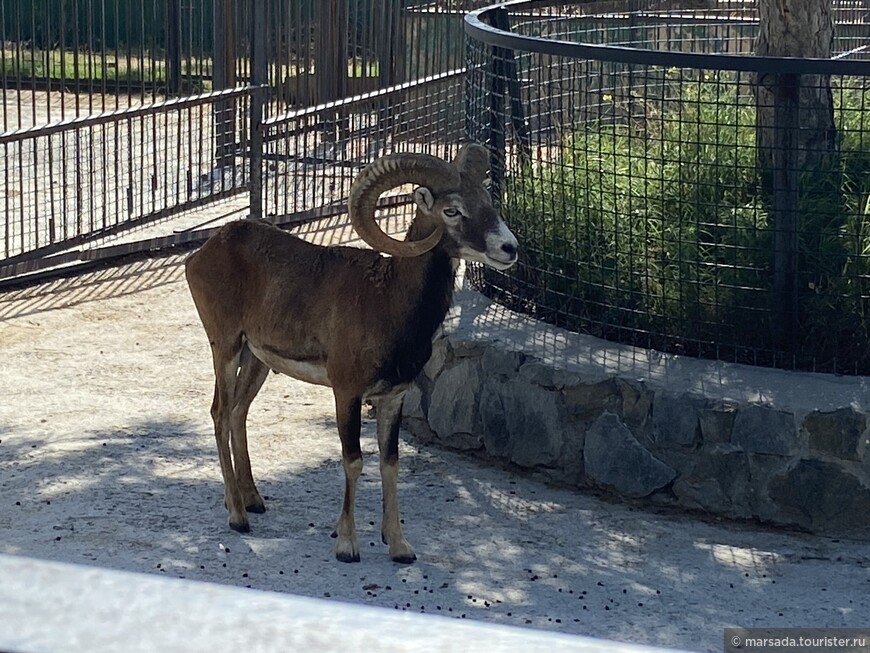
<box><xmin>496</xmin><ymin>71</ymin><xmax>870</xmax><ymax>372</ymax></box>
<box><xmin>1</xmin><ymin>48</ymin><xmax>172</xmax><ymax>84</ymax></box>
<box><xmin>347</xmin><ymin>57</ymin><xmax>379</xmax><ymax>78</ymax></box>
<box><xmin>2</xmin><ymin>48</ymin><xmax>380</xmax><ymax>86</ymax></box>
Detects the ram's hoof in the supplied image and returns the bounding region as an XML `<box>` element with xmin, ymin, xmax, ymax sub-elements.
<box><xmin>390</xmin><ymin>552</ymin><xmax>417</xmax><ymax>565</ymax></box>
<box><xmin>336</xmin><ymin>551</ymin><xmax>361</xmax><ymax>563</ymax></box>
<box><xmin>229</xmin><ymin>518</ymin><xmax>250</xmax><ymax>533</ymax></box>
<box><xmin>245</xmin><ymin>498</ymin><xmax>266</xmax><ymax>514</ymax></box>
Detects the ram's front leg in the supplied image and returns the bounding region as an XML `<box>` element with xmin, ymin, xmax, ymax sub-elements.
<box><xmin>376</xmin><ymin>392</ymin><xmax>416</xmax><ymax>564</ymax></box>
<box><xmin>332</xmin><ymin>391</ymin><xmax>363</xmax><ymax>563</ymax></box>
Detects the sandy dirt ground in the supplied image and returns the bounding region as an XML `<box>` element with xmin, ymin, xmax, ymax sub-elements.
<box><xmin>1</xmin><ymin>252</ymin><xmax>869</xmax><ymax>653</ymax></box>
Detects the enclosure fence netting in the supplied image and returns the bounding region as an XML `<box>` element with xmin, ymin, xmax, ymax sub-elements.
<box><xmin>6</xmin><ymin>0</ymin><xmax>870</xmax><ymax>376</ymax></box>
<box><xmin>0</xmin><ymin>0</ymin><xmax>486</xmax><ymax>277</ymax></box>
<box><xmin>465</xmin><ymin>0</ymin><xmax>870</xmax><ymax>375</ymax></box>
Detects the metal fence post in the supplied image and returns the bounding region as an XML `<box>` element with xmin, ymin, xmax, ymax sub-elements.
<box><xmin>484</xmin><ymin>7</ymin><xmax>530</xmax><ymax>205</ymax></box>
<box><xmin>486</xmin><ymin>17</ymin><xmax>506</xmax><ymax>201</ymax></box>
<box><xmin>772</xmin><ymin>72</ymin><xmax>801</xmax><ymax>353</ymax></box>
<box><xmin>315</xmin><ymin>0</ymin><xmax>348</xmax><ymax>150</ymax></box>
<box><xmin>249</xmin><ymin>1</ymin><xmax>267</xmax><ymax>221</ymax></box>
<box><xmin>166</xmin><ymin>0</ymin><xmax>182</xmax><ymax>95</ymax></box>
<box><xmin>213</xmin><ymin>0</ymin><xmax>236</xmax><ymax>171</ymax></box>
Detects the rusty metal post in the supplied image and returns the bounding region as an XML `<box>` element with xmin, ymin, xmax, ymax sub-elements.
<box><xmin>772</xmin><ymin>73</ymin><xmax>801</xmax><ymax>352</ymax></box>
<box><xmin>249</xmin><ymin>0</ymin><xmax>267</xmax><ymax>220</ymax></box>
<box><xmin>213</xmin><ymin>0</ymin><xmax>236</xmax><ymax>170</ymax></box>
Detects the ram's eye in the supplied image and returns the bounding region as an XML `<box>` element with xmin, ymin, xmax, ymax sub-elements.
<box><xmin>443</xmin><ymin>207</ymin><xmax>460</xmax><ymax>218</ymax></box>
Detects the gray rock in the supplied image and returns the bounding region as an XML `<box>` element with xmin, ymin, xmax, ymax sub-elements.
<box><xmin>672</xmin><ymin>446</ymin><xmax>751</xmax><ymax>516</ymax></box>
<box><xmin>402</xmin><ymin>417</ymin><xmax>436</xmax><ymax>444</ymax></box>
<box><xmin>517</xmin><ymin>361</ymin><xmax>555</xmax><ymax>388</ymax></box>
<box><xmin>501</xmin><ymin>379</ymin><xmax>565</xmax><ymax>468</ymax></box>
<box><xmin>446</xmin><ymin>337</ymin><xmax>484</xmax><ymax>358</ymax></box>
<box><xmin>745</xmin><ymin>453</ymin><xmax>793</xmax><ymax>520</ymax></box>
<box><xmin>518</xmin><ymin>361</ymin><xmax>581</xmax><ymax>390</ymax></box>
<box><xmin>445</xmin><ymin>431</ymin><xmax>484</xmax><ymax>451</ymax></box>
<box><xmin>618</xmin><ymin>379</ymin><xmax>653</xmax><ymax>429</ymax></box>
<box><xmin>563</xmin><ymin>378</ymin><xmax>619</xmax><ymax>419</ymax></box>
<box><xmin>558</xmin><ymin>422</ymin><xmax>586</xmax><ymax>480</ymax></box>
<box><xmin>423</xmin><ymin>339</ymin><xmax>451</xmax><ymax>381</ymax></box>
<box><xmin>732</xmin><ymin>405</ymin><xmax>798</xmax><ymax>456</ymax></box>
<box><xmin>402</xmin><ymin>384</ymin><xmax>426</xmax><ymax>421</ymax></box>
<box><xmin>479</xmin><ymin>377</ymin><xmax>565</xmax><ymax>467</ymax></box>
<box><xmin>481</xmin><ymin>347</ymin><xmax>524</xmax><ymax>378</ymax></box>
<box><xmin>804</xmin><ymin>408</ymin><xmax>866</xmax><ymax>461</ymax></box>
<box><xmin>653</xmin><ymin>394</ymin><xmax>701</xmax><ymax>448</ymax></box>
<box><xmin>428</xmin><ymin>359</ymin><xmax>482</xmax><ymax>441</ymax></box>
<box><xmin>584</xmin><ymin>412</ymin><xmax>677</xmax><ymax>498</ymax></box>
<box><xmin>480</xmin><ymin>379</ymin><xmax>511</xmax><ymax>458</ymax></box>
<box><xmin>860</xmin><ymin>431</ymin><xmax>870</xmax><ymax>468</ymax></box>
<box><xmin>768</xmin><ymin>459</ymin><xmax>870</xmax><ymax>536</ymax></box>
<box><xmin>699</xmin><ymin>403</ymin><xmax>737</xmax><ymax>445</ymax></box>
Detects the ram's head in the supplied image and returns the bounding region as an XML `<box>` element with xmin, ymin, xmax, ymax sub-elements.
<box><xmin>349</xmin><ymin>143</ymin><xmax>518</xmax><ymax>270</ymax></box>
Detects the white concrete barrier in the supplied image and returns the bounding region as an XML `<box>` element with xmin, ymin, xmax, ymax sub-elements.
<box><xmin>0</xmin><ymin>554</ymin><xmax>684</xmax><ymax>653</ymax></box>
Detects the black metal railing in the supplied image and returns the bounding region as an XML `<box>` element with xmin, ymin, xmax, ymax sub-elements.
<box><xmin>0</xmin><ymin>87</ymin><xmax>253</xmax><ymax>268</ymax></box>
<box><xmin>0</xmin><ymin>0</ymin><xmax>490</xmax><ymax>277</ymax></box>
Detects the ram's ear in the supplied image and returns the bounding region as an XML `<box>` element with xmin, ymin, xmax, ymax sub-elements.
<box><xmin>453</xmin><ymin>143</ymin><xmax>489</xmax><ymax>184</ymax></box>
<box><xmin>413</xmin><ymin>187</ymin><xmax>435</xmax><ymax>212</ymax></box>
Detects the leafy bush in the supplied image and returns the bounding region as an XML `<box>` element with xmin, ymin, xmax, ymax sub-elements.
<box><xmin>485</xmin><ymin>71</ymin><xmax>870</xmax><ymax>373</ymax></box>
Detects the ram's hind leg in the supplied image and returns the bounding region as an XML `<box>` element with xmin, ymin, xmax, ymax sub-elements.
<box><xmin>231</xmin><ymin>346</ymin><xmax>270</xmax><ymax>514</ymax></box>
<box><xmin>375</xmin><ymin>392</ymin><xmax>416</xmax><ymax>563</ymax></box>
<box><xmin>210</xmin><ymin>344</ymin><xmax>248</xmax><ymax>532</ymax></box>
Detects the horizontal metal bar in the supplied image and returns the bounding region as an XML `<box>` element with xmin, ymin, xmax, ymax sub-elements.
<box><xmin>1</xmin><ymin>75</ymin><xmax>204</xmax><ymax>95</ymax></box>
<box><xmin>0</xmin><ymin>186</ymin><xmax>247</xmax><ymax>274</ymax></box>
<box><xmin>0</xmin><ymin>195</ymin><xmax>413</xmax><ymax>289</ymax></box>
<box><xmin>0</xmin><ymin>86</ymin><xmax>265</xmax><ymax>144</ymax></box>
<box><xmin>81</xmin><ymin>194</ymin><xmax>414</xmax><ymax>262</ymax></box>
<box><xmin>465</xmin><ymin>0</ymin><xmax>870</xmax><ymax>75</ymax></box>
<box><xmin>77</xmin><ymin>206</ymin><xmax>350</xmax><ymax>263</ymax></box>
<box><xmin>263</xmin><ymin>69</ymin><xmax>465</xmax><ymax>131</ymax></box>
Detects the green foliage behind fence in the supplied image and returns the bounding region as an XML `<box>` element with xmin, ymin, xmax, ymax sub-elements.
<box><xmin>1</xmin><ymin>0</ymin><xmax>185</xmax><ymax>50</ymax></box>
<box><xmin>497</xmin><ymin>73</ymin><xmax>870</xmax><ymax>372</ymax></box>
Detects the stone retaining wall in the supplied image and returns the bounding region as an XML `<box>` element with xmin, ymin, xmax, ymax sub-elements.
<box><xmin>401</xmin><ymin>288</ymin><xmax>870</xmax><ymax>539</ymax></box>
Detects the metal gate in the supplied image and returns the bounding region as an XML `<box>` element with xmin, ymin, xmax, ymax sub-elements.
<box><xmin>0</xmin><ymin>0</ymin><xmax>486</xmax><ymax>283</ymax></box>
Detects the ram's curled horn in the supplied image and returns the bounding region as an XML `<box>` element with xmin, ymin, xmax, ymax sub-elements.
<box><xmin>349</xmin><ymin>152</ymin><xmax>460</xmax><ymax>257</ymax></box>
<box><xmin>454</xmin><ymin>142</ymin><xmax>490</xmax><ymax>184</ymax></box>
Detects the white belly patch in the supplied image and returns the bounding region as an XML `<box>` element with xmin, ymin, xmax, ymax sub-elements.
<box><xmin>246</xmin><ymin>343</ymin><xmax>331</xmax><ymax>387</ymax></box>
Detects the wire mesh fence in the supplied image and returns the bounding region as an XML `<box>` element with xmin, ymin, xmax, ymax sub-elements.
<box><xmin>466</xmin><ymin>0</ymin><xmax>870</xmax><ymax>375</ymax></box>
<box><xmin>0</xmin><ymin>0</ymin><xmax>488</xmax><ymax>128</ymax></box>
<box><xmin>1</xmin><ymin>89</ymin><xmax>251</xmax><ymax>264</ymax></box>
<box><xmin>0</xmin><ymin>0</ymin><xmax>491</xmax><ymax>276</ymax></box>
<box><xmin>262</xmin><ymin>69</ymin><xmax>467</xmax><ymax>222</ymax></box>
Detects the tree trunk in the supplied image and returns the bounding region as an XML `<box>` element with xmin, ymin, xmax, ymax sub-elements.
<box><xmin>754</xmin><ymin>0</ymin><xmax>836</xmax><ymax>353</ymax></box>
<box><xmin>755</xmin><ymin>0</ymin><xmax>836</xmax><ymax>171</ymax></box>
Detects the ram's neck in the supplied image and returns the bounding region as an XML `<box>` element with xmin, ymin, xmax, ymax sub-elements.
<box><xmin>389</xmin><ymin>245</ymin><xmax>455</xmax><ymax>340</ymax></box>
<box><xmin>374</xmin><ymin>216</ymin><xmax>456</xmax><ymax>385</ymax></box>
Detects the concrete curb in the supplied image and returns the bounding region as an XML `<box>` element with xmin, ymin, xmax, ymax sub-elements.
<box><xmin>0</xmin><ymin>554</ymin><xmax>685</xmax><ymax>653</ymax></box>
